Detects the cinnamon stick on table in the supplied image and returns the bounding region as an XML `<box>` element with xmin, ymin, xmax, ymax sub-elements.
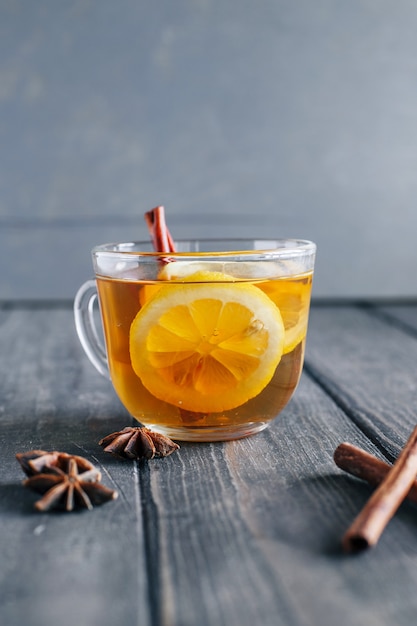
<box><xmin>334</xmin><ymin>442</ymin><xmax>417</xmax><ymax>505</ymax></box>
<box><xmin>340</xmin><ymin>425</ymin><xmax>417</xmax><ymax>553</ymax></box>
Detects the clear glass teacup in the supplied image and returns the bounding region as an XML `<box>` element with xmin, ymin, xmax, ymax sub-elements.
<box><xmin>74</xmin><ymin>239</ymin><xmax>316</xmax><ymax>441</ymax></box>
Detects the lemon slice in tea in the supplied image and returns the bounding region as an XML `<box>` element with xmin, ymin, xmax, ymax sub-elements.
<box><xmin>129</xmin><ymin>281</ymin><xmax>284</xmax><ymax>413</ymax></box>
<box><xmin>138</xmin><ymin>265</ymin><xmax>234</xmax><ymax>307</ymax></box>
<box><xmin>257</xmin><ymin>274</ymin><xmax>312</xmax><ymax>354</ymax></box>
<box><xmin>159</xmin><ymin>261</ymin><xmax>312</xmax><ymax>355</ymax></box>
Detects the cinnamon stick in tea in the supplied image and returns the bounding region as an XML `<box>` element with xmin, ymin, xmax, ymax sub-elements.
<box><xmin>341</xmin><ymin>425</ymin><xmax>417</xmax><ymax>553</ymax></box>
<box><xmin>334</xmin><ymin>442</ymin><xmax>417</xmax><ymax>505</ymax></box>
<box><xmin>145</xmin><ymin>206</ymin><xmax>176</xmax><ymax>253</ymax></box>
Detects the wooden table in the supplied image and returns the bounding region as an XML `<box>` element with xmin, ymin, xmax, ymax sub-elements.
<box><xmin>2</xmin><ymin>300</ymin><xmax>417</xmax><ymax>626</ymax></box>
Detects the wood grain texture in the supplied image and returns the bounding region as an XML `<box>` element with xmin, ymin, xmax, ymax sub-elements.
<box><xmin>2</xmin><ymin>218</ymin><xmax>417</xmax><ymax>301</ymax></box>
<box><xmin>0</xmin><ymin>215</ymin><xmax>311</xmax><ymax>300</ymax></box>
<box><xmin>375</xmin><ymin>303</ymin><xmax>417</xmax><ymax>334</ymax></box>
<box><xmin>0</xmin><ymin>304</ymin><xmax>151</xmax><ymax>626</ymax></box>
<box><xmin>305</xmin><ymin>304</ymin><xmax>417</xmax><ymax>459</ymax></box>
<box><xmin>2</xmin><ymin>304</ymin><xmax>417</xmax><ymax>625</ymax></box>
<box><xmin>2</xmin><ymin>1</ymin><xmax>417</xmax><ymax>300</ymax></box>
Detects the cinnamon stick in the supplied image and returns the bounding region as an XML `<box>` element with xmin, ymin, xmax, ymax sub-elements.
<box><xmin>144</xmin><ymin>206</ymin><xmax>176</xmax><ymax>253</ymax></box>
<box><xmin>144</xmin><ymin>206</ymin><xmax>201</xmax><ymax>426</ymax></box>
<box><xmin>334</xmin><ymin>442</ymin><xmax>417</xmax><ymax>505</ymax></box>
<box><xmin>340</xmin><ymin>426</ymin><xmax>417</xmax><ymax>553</ymax></box>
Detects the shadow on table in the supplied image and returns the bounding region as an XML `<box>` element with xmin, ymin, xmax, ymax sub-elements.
<box><xmin>0</xmin><ymin>482</ymin><xmax>37</xmax><ymax>515</ymax></box>
<box><xmin>287</xmin><ymin>473</ymin><xmax>417</xmax><ymax>557</ymax></box>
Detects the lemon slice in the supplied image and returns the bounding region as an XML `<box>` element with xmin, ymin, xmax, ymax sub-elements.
<box><xmin>138</xmin><ymin>266</ymin><xmax>234</xmax><ymax>307</ymax></box>
<box><xmin>130</xmin><ymin>281</ymin><xmax>284</xmax><ymax>413</ymax></box>
<box><xmin>257</xmin><ymin>276</ymin><xmax>312</xmax><ymax>354</ymax></box>
<box><xmin>156</xmin><ymin>261</ymin><xmax>312</xmax><ymax>355</ymax></box>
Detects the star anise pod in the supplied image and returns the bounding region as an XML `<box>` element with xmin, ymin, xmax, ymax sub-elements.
<box><xmin>16</xmin><ymin>449</ymin><xmax>97</xmax><ymax>478</ymax></box>
<box><xmin>16</xmin><ymin>451</ymin><xmax>118</xmax><ymax>512</ymax></box>
<box><xmin>99</xmin><ymin>426</ymin><xmax>180</xmax><ymax>460</ymax></box>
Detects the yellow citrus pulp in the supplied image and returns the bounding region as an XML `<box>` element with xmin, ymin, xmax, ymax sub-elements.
<box><xmin>140</xmin><ymin>261</ymin><xmax>312</xmax><ymax>356</ymax></box>
<box><xmin>138</xmin><ymin>265</ymin><xmax>233</xmax><ymax>306</ymax></box>
<box><xmin>257</xmin><ymin>276</ymin><xmax>311</xmax><ymax>354</ymax></box>
<box><xmin>129</xmin><ymin>275</ymin><xmax>285</xmax><ymax>413</ymax></box>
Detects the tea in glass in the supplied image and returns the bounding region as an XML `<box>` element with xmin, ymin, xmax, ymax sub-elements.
<box><xmin>74</xmin><ymin>240</ymin><xmax>316</xmax><ymax>441</ymax></box>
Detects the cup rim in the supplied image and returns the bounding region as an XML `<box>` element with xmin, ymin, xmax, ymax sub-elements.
<box><xmin>92</xmin><ymin>238</ymin><xmax>316</xmax><ymax>258</ymax></box>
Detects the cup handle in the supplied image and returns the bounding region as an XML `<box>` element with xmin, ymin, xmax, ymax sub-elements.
<box><xmin>73</xmin><ymin>279</ymin><xmax>110</xmax><ymax>379</ymax></box>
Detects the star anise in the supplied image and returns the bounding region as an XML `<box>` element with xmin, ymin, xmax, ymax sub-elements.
<box><xmin>16</xmin><ymin>450</ymin><xmax>118</xmax><ymax>512</ymax></box>
<box><xmin>99</xmin><ymin>426</ymin><xmax>180</xmax><ymax>460</ymax></box>
<box><xmin>16</xmin><ymin>449</ymin><xmax>97</xmax><ymax>478</ymax></box>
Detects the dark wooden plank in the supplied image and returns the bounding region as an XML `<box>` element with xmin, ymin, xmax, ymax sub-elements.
<box><xmin>143</xmin><ymin>372</ymin><xmax>417</xmax><ymax>626</ymax></box>
<box><xmin>305</xmin><ymin>304</ymin><xmax>417</xmax><ymax>459</ymax></box>
<box><xmin>3</xmin><ymin>305</ymin><xmax>417</xmax><ymax>626</ymax></box>
<box><xmin>0</xmin><ymin>305</ymin><xmax>151</xmax><ymax>626</ymax></box>
<box><xmin>0</xmin><ymin>215</ymin><xmax>311</xmax><ymax>300</ymax></box>
<box><xmin>2</xmin><ymin>220</ymin><xmax>417</xmax><ymax>301</ymax></box>
<box><xmin>3</xmin><ymin>2</ymin><xmax>417</xmax><ymax>302</ymax></box>
<box><xmin>375</xmin><ymin>303</ymin><xmax>417</xmax><ymax>334</ymax></box>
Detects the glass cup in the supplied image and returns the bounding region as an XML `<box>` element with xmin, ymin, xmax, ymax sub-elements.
<box><xmin>74</xmin><ymin>239</ymin><xmax>316</xmax><ymax>441</ymax></box>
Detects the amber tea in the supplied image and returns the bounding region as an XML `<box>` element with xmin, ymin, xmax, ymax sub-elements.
<box><xmin>74</xmin><ymin>240</ymin><xmax>316</xmax><ymax>441</ymax></box>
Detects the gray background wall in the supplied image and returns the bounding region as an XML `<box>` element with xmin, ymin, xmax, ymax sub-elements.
<box><xmin>1</xmin><ymin>0</ymin><xmax>417</xmax><ymax>299</ymax></box>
